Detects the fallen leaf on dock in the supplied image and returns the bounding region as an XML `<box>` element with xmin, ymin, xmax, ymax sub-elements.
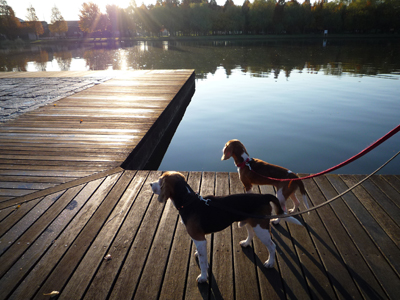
<box><xmin>43</xmin><ymin>291</ymin><xmax>59</xmax><ymax>297</ymax></box>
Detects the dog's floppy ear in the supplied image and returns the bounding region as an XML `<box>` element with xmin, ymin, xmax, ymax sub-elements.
<box><xmin>221</xmin><ymin>144</ymin><xmax>232</xmax><ymax>160</ymax></box>
<box><xmin>158</xmin><ymin>177</ymin><xmax>171</xmax><ymax>203</ymax></box>
<box><xmin>241</xmin><ymin>144</ymin><xmax>249</xmax><ymax>156</ymax></box>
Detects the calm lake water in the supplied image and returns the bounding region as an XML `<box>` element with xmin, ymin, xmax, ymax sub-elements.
<box><xmin>2</xmin><ymin>38</ymin><xmax>399</xmax><ymax>174</ymax></box>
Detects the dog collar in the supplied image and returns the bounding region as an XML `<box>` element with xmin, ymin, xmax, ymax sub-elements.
<box><xmin>236</xmin><ymin>158</ymin><xmax>251</xmax><ymax>169</ymax></box>
<box><xmin>176</xmin><ymin>193</ymin><xmax>210</xmax><ymax>210</ymax></box>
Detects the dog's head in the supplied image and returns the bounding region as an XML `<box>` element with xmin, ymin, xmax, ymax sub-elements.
<box><xmin>221</xmin><ymin>139</ymin><xmax>249</xmax><ymax>160</ymax></box>
<box><xmin>150</xmin><ymin>171</ymin><xmax>187</xmax><ymax>203</ymax></box>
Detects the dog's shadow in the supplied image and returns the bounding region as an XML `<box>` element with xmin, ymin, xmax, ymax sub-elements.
<box><xmin>197</xmin><ymin>273</ymin><xmax>224</xmax><ymax>300</ymax></box>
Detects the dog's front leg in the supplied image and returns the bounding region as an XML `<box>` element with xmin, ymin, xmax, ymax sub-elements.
<box><xmin>193</xmin><ymin>239</ymin><xmax>208</xmax><ymax>283</ymax></box>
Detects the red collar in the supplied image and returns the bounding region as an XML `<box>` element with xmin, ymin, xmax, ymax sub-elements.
<box><xmin>236</xmin><ymin>158</ymin><xmax>250</xmax><ymax>168</ymax></box>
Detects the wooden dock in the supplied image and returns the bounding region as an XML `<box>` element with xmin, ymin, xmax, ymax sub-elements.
<box><xmin>0</xmin><ymin>171</ymin><xmax>399</xmax><ymax>299</ymax></box>
<box><xmin>1</xmin><ymin>70</ymin><xmax>400</xmax><ymax>299</ymax></box>
<box><xmin>0</xmin><ymin>70</ymin><xmax>195</xmax><ymax>202</ymax></box>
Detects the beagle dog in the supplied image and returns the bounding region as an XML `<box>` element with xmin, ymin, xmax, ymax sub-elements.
<box><xmin>221</xmin><ymin>139</ymin><xmax>309</xmax><ymax>217</ymax></box>
<box><xmin>150</xmin><ymin>171</ymin><xmax>302</xmax><ymax>283</ymax></box>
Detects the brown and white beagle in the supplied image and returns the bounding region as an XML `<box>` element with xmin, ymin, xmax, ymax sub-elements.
<box><xmin>150</xmin><ymin>171</ymin><xmax>302</xmax><ymax>283</ymax></box>
<box><xmin>221</xmin><ymin>139</ymin><xmax>309</xmax><ymax>219</ymax></box>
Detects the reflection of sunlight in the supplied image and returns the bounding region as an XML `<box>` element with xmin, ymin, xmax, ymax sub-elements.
<box><xmin>26</xmin><ymin>58</ymin><xmax>90</xmax><ymax>72</ymax></box>
<box><xmin>139</xmin><ymin>41</ymin><xmax>148</xmax><ymax>52</ymax></box>
<box><xmin>118</xmin><ymin>49</ymin><xmax>128</xmax><ymax>71</ymax></box>
<box><xmin>70</xmin><ymin>58</ymin><xmax>90</xmax><ymax>71</ymax></box>
<box><xmin>163</xmin><ymin>41</ymin><xmax>168</xmax><ymax>51</ymax></box>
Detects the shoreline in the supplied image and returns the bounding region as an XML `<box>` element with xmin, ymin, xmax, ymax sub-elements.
<box><xmin>2</xmin><ymin>33</ymin><xmax>399</xmax><ymax>47</ymax></box>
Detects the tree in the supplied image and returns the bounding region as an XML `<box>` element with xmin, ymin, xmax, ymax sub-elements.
<box><xmin>25</xmin><ymin>5</ymin><xmax>44</xmax><ymax>38</ymax></box>
<box><xmin>249</xmin><ymin>0</ymin><xmax>275</xmax><ymax>34</ymax></box>
<box><xmin>79</xmin><ymin>2</ymin><xmax>109</xmax><ymax>36</ymax></box>
<box><xmin>189</xmin><ymin>3</ymin><xmax>213</xmax><ymax>35</ymax></box>
<box><xmin>283</xmin><ymin>0</ymin><xmax>303</xmax><ymax>34</ymax></box>
<box><xmin>48</xmin><ymin>5</ymin><xmax>68</xmax><ymax>37</ymax></box>
<box><xmin>0</xmin><ymin>0</ymin><xmax>21</xmax><ymax>39</ymax></box>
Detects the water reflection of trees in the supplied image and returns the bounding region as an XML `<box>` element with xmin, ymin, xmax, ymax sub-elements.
<box><xmin>1</xmin><ymin>39</ymin><xmax>399</xmax><ymax>77</ymax></box>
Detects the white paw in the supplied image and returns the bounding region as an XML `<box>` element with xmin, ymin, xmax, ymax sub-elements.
<box><xmin>288</xmin><ymin>208</ymin><xmax>295</xmax><ymax>213</ymax></box>
<box><xmin>264</xmin><ymin>260</ymin><xmax>274</xmax><ymax>268</ymax></box>
<box><xmin>239</xmin><ymin>240</ymin><xmax>250</xmax><ymax>247</ymax></box>
<box><xmin>196</xmin><ymin>274</ymin><xmax>207</xmax><ymax>283</ymax></box>
<box><xmin>271</xmin><ymin>218</ymin><xmax>280</xmax><ymax>225</ymax></box>
<box><xmin>194</xmin><ymin>250</ymin><xmax>198</xmax><ymax>258</ymax></box>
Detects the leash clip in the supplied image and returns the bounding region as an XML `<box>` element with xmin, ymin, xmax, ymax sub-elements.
<box><xmin>245</xmin><ymin>160</ymin><xmax>252</xmax><ymax>170</ymax></box>
<box><xmin>197</xmin><ymin>194</ymin><xmax>210</xmax><ymax>206</ymax></box>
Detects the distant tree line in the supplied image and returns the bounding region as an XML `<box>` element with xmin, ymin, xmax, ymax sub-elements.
<box><xmin>0</xmin><ymin>0</ymin><xmax>68</xmax><ymax>39</ymax></box>
<box><xmin>1</xmin><ymin>0</ymin><xmax>399</xmax><ymax>40</ymax></box>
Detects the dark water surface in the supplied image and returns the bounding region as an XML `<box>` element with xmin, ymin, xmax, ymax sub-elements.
<box><xmin>3</xmin><ymin>38</ymin><xmax>399</xmax><ymax>174</ymax></box>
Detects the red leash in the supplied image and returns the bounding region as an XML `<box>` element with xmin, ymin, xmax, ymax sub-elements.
<box><xmin>265</xmin><ymin>124</ymin><xmax>400</xmax><ymax>182</ymax></box>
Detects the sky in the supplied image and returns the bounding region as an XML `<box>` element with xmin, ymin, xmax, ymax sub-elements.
<box><xmin>12</xmin><ymin>0</ymin><xmax>240</xmax><ymax>22</ymax></box>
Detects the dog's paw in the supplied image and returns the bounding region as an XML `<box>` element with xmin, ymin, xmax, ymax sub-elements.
<box><xmin>194</xmin><ymin>250</ymin><xmax>198</xmax><ymax>258</ymax></box>
<box><xmin>239</xmin><ymin>240</ymin><xmax>251</xmax><ymax>247</ymax></box>
<box><xmin>264</xmin><ymin>260</ymin><xmax>274</xmax><ymax>268</ymax></box>
<box><xmin>196</xmin><ymin>274</ymin><xmax>207</xmax><ymax>283</ymax></box>
<box><xmin>271</xmin><ymin>218</ymin><xmax>281</xmax><ymax>225</ymax></box>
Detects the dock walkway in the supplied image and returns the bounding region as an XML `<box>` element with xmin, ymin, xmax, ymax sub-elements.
<box><xmin>0</xmin><ymin>70</ymin><xmax>195</xmax><ymax>202</ymax></box>
<box><xmin>0</xmin><ymin>170</ymin><xmax>399</xmax><ymax>299</ymax></box>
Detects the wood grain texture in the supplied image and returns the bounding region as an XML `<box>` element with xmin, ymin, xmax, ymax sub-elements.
<box><xmin>0</xmin><ymin>174</ymin><xmax>399</xmax><ymax>299</ymax></box>
<box><xmin>0</xmin><ymin>70</ymin><xmax>195</xmax><ymax>202</ymax></box>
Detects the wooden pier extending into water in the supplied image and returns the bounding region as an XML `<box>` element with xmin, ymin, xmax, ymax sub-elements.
<box><xmin>0</xmin><ymin>71</ymin><xmax>399</xmax><ymax>300</ymax></box>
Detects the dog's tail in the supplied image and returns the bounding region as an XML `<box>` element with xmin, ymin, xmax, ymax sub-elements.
<box><xmin>282</xmin><ymin>216</ymin><xmax>302</xmax><ymax>226</ymax></box>
<box><xmin>298</xmin><ymin>181</ymin><xmax>309</xmax><ymax>209</ymax></box>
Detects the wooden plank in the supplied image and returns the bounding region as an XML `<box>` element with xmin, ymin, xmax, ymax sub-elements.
<box><xmin>108</xmin><ymin>171</ymin><xmax>165</xmax><ymax>300</ymax></box>
<box><xmin>302</xmin><ymin>176</ymin><xmax>368</xmax><ymax>299</ymax></box>
<box><xmin>341</xmin><ymin>175</ymin><xmax>400</xmax><ymax>250</ymax></box>
<box><xmin>229</xmin><ymin>172</ymin><xmax>260</xmax><ymax>300</ymax></box>
<box><xmin>0</xmin><ymin>186</ymin><xmax>83</xmax><ymax>278</ymax></box>
<box><xmin>210</xmin><ymin>172</ymin><xmax>235</xmax><ymax>300</ymax></box>
<box><xmin>81</xmin><ymin>170</ymin><xmax>149</xmax><ymax>300</ymax></box>
<box><xmin>133</xmin><ymin>192</ymin><xmax>180</xmax><ymax>299</ymax></box>
<box><xmin>57</xmin><ymin>171</ymin><xmax>139</xmax><ymax>300</ymax></box>
<box><xmin>383</xmin><ymin>175</ymin><xmax>400</xmax><ymax>196</ymax></box>
<box><xmin>327</xmin><ymin>174</ymin><xmax>400</xmax><ymax>298</ymax></box>
<box><xmin>192</xmin><ymin>171</ymin><xmax>215</xmax><ymax>299</ymax></box>
<box><xmin>0</xmin><ymin>197</ymin><xmax>43</xmax><ymax>237</ymax></box>
<box><xmin>370</xmin><ymin>175</ymin><xmax>400</xmax><ymax>210</ymax></box>
<box><xmin>158</xmin><ymin>173</ymin><xmax>193</xmax><ymax>300</ymax></box>
<box><xmin>279</xmin><ymin>188</ymin><xmax>338</xmax><ymax>300</ymax></box>
<box><xmin>0</xmin><ymin>178</ymin><xmax>104</xmax><ymax>300</ymax></box>
<box><xmin>183</xmin><ymin>172</ymin><xmax>205</xmax><ymax>300</ymax></box>
<box><xmin>252</xmin><ymin>186</ymin><xmax>285</xmax><ymax>300</ymax></box>
<box><xmin>353</xmin><ymin>175</ymin><xmax>400</xmax><ymax>229</ymax></box>
<box><xmin>0</xmin><ymin>206</ymin><xmax>15</xmax><ymax>222</ymax></box>
<box><xmin>31</xmin><ymin>172</ymin><xmax>123</xmax><ymax>300</ymax></box>
<box><xmin>6</xmin><ymin>176</ymin><xmax>114</xmax><ymax>300</ymax></box>
<box><xmin>0</xmin><ymin>167</ymin><xmax>123</xmax><ymax>210</ymax></box>
<box><xmin>0</xmin><ymin>176</ymin><xmax>78</xmax><ymax>185</ymax></box>
<box><xmin>0</xmin><ymin>188</ymin><xmax>38</xmax><ymax>197</ymax></box>
<box><xmin>258</xmin><ymin>184</ymin><xmax>310</xmax><ymax>300</ymax></box>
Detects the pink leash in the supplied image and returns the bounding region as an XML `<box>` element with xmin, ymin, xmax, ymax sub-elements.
<box><xmin>264</xmin><ymin>123</ymin><xmax>400</xmax><ymax>182</ymax></box>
